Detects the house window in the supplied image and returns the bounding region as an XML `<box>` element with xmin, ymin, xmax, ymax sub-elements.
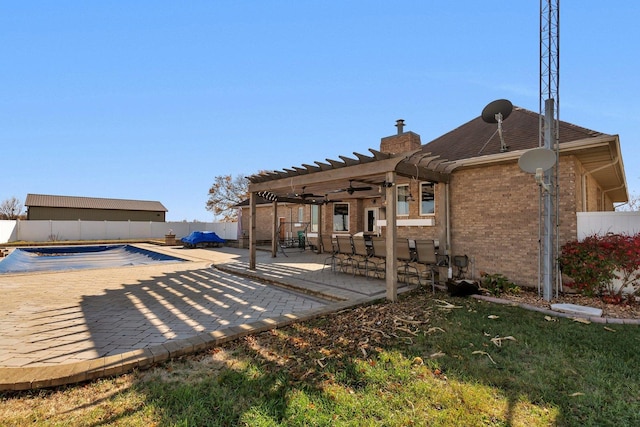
<box><xmin>310</xmin><ymin>205</ymin><xmax>319</xmax><ymax>232</ymax></box>
<box><xmin>298</xmin><ymin>207</ymin><xmax>304</xmax><ymax>223</ymax></box>
<box><xmin>397</xmin><ymin>184</ymin><xmax>410</xmax><ymax>216</ymax></box>
<box><xmin>333</xmin><ymin>203</ymin><xmax>349</xmax><ymax>232</ymax></box>
<box><xmin>420</xmin><ymin>182</ymin><xmax>435</xmax><ymax>215</ymax></box>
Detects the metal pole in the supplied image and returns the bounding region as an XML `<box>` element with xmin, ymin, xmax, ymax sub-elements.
<box><xmin>539</xmin><ymin>0</ymin><xmax>559</xmax><ymax>301</ymax></box>
<box><xmin>542</xmin><ymin>99</ymin><xmax>555</xmax><ymax>301</ymax></box>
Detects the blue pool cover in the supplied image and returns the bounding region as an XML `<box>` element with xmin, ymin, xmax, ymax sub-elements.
<box><xmin>181</xmin><ymin>231</ymin><xmax>225</xmax><ymax>247</ymax></box>
<box><xmin>0</xmin><ymin>245</ymin><xmax>185</xmax><ymax>274</ymax></box>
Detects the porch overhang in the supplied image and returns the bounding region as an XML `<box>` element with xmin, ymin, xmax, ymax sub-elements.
<box><xmin>560</xmin><ymin>135</ymin><xmax>628</xmax><ymax>203</ymax></box>
<box><xmin>245</xmin><ymin>148</ymin><xmax>454</xmax><ymax>303</ymax></box>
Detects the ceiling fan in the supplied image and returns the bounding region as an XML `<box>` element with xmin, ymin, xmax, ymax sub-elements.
<box><xmin>320</xmin><ymin>194</ymin><xmax>342</xmax><ymax>204</ymax></box>
<box><xmin>331</xmin><ymin>180</ymin><xmax>373</xmax><ymax>195</ymax></box>
<box><xmin>289</xmin><ymin>186</ymin><xmax>323</xmax><ymax>200</ymax></box>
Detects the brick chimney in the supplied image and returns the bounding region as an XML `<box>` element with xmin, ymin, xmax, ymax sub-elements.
<box><xmin>380</xmin><ymin>119</ymin><xmax>422</xmax><ymax>154</ymax></box>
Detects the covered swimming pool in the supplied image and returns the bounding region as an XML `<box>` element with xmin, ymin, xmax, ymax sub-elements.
<box><xmin>0</xmin><ymin>245</ymin><xmax>185</xmax><ymax>274</ymax></box>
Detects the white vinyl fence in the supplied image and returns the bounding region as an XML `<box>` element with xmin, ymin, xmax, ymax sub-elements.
<box><xmin>3</xmin><ymin>212</ymin><xmax>636</xmax><ymax>245</ymax></box>
<box><xmin>0</xmin><ymin>220</ymin><xmax>238</xmax><ymax>244</ymax></box>
<box><xmin>577</xmin><ymin>211</ymin><xmax>640</xmax><ymax>240</ymax></box>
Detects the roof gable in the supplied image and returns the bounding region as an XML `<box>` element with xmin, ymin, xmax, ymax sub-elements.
<box><xmin>24</xmin><ymin>194</ymin><xmax>167</xmax><ymax>212</ymax></box>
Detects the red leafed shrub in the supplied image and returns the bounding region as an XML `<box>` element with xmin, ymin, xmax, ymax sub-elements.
<box><xmin>559</xmin><ymin>233</ymin><xmax>640</xmax><ymax>300</ymax></box>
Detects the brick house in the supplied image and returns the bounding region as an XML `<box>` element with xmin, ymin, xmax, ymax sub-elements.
<box><xmin>242</xmin><ymin>105</ymin><xmax>628</xmax><ymax>299</ymax></box>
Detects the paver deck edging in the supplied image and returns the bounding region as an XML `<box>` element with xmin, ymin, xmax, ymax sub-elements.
<box><xmin>471</xmin><ymin>294</ymin><xmax>640</xmax><ymax>325</ymax></box>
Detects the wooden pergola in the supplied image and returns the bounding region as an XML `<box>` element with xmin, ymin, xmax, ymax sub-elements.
<box><xmin>247</xmin><ymin>148</ymin><xmax>455</xmax><ymax>301</ymax></box>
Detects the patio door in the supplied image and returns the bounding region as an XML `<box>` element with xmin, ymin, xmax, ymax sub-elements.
<box><xmin>365</xmin><ymin>207</ymin><xmax>379</xmax><ymax>234</ymax></box>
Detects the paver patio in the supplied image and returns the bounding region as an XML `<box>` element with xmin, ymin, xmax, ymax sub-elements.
<box><xmin>0</xmin><ymin>245</ymin><xmax>397</xmax><ymax>390</ymax></box>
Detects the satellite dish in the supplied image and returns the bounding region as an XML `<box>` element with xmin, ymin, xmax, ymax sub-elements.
<box><xmin>518</xmin><ymin>147</ymin><xmax>556</xmax><ymax>174</ymax></box>
<box><xmin>481</xmin><ymin>99</ymin><xmax>513</xmax><ymax>152</ymax></box>
<box><xmin>481</xmin><ymin>99</ymin><xmax>513</xmax><ymax>123</ymax></box>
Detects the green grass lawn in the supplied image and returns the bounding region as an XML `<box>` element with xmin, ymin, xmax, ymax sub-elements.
<box><xmin>1</xmin><ymin>291</ymin><xmax>639</xmax><ymax>426</ymax></box>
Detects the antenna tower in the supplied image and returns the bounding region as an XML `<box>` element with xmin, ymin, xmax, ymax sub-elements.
<box><xmin>539</xmin><ymin>0</ymin><xmax>560</xmax><ymax>301</ymax></box>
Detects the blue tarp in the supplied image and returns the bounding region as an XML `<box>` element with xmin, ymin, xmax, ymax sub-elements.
<box><xmin>181</xmin><ymin>231</ymin><xmax>226</xmax><ymax>248</ymax></box>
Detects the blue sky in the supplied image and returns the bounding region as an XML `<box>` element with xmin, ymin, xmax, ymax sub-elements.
<box><xmin>2</xmin><ymin>1</ymin><xmax>638</xmax><ymax>221</ymax></box>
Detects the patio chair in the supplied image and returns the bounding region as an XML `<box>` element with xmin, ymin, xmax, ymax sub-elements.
<box><xmin>321</xmin><ymin>234</ymin><xmax>340</xmax><ymax>272</ymax></box>
<box><xmin>335</xmin><ymin>235</ymin><xmax>356</xmax><ymax>274</ymax></box>
<box><xmin>397</xmin><ymin>238</ymin><xmax>420</xmax><ymax>284</ymax></box>
<box><xmin>415</xmin><ymin>239</ymin><xmax>438</xmax><ymax>292</ymax></box>
<box><xmin>370</xmin><ymin>236</ymin><xmax>387</xmax><ymax>279</ymax></box>
<box><xmin>352</xmin><ymin>235</ymin><xmax>375</xmax><ymax>278</ymax></box>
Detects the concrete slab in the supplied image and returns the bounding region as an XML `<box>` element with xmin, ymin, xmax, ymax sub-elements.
<box><xmin>550</xmin><ymin>303</ymin><xmax>603</xmax><ymax>317</ymax></box>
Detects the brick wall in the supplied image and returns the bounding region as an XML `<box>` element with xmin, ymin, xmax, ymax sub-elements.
<box><xmin>449</xmin><ymin>163</ymin><xmax>538</xmax><ymax>286</ymax></box>
<box><xmin>240</xmin><ymin>204</ymin><xmax>274</xmax><ymax>242</ymax></box>
<box><xmin>448</xmin><ymin>157</ymin><xmax>580</xmax><ymax>288</ymax></box>
<box><xmin>241</xmin><ymin>203</ymin><xmax>321</xmax><ymax>242</ymax></box>
<box><xmin>380</xmin><ymin>131</ymin><xmax>422</xmax><ymax>154</ymax></box>
<box><xmin>377</xmin><ymin>180</ymin><xmax>445</xmax><ymax>242</ymax></box>
<box><xmin>322</xmin><ymin>199</ymin><xmax>364</xmax><ymax>237</ymax></box>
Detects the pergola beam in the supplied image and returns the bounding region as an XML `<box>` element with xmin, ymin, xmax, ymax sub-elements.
<box><xmin>249</xmin><ymin>157</ymin><xmax>409</xmax><ymax>193</ymax></box>
<box><xmin>394</xmin><ymin>162</ymin><xmax>450</xmax><ymax>183</ymax></box>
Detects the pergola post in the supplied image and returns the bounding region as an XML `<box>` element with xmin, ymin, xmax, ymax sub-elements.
<box><xmin>318</xmin><ymin>204</ymin><xmax>324</xmax><ymax>253</ymax></box>
<box><xmin>271</xmin><ymin>200</ymin><xmax>278</xmax><ymax>257</ymax></box>
<box><xmin>385</xmin><ymin>171</ymin><xmax>398</xmax><ymax>301</ymax></box>
<box><xmin>249</xmin><ymin>192</ymin><xmax>257</xmax><ymax>270</ymax></box>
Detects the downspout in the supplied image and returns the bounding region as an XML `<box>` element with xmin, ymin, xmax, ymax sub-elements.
<box><xmin>589</xmin><ymin>155</ymin><xmax>619</xmax><ymax>175</ymax></box>
<box><xmin>584</xmin><ymin>155</ymin><xmax>622</xmax><ymax>208</ymax></box>
<box><xmin>604</xmin><ymin>183</ymin><xmax>627</xmax><ymax>210</ymax></box>
<box><xmin>445</xmin><ymin>182</ymin><xmax>451</xmax><ymax>276</ymax></box>
<box><xmin>582</xmin><ymin>172</ymin><xmax>587</xmax><ymax>211</ymax></box>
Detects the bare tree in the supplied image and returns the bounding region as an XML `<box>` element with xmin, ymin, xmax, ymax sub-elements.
<box><xmin>0</xmin><ymin>196</ymin><xmax>24</xmax><ymax>219</ymax></box>
<box><xmin>206</xmin><ymin>174</ymin><xmax>249</xmax><ymax>221</ymax></box>
<box><xmin>616</xmin><ymin>191</ymin><xmax>640</xmax><ymax>212</ymax></box>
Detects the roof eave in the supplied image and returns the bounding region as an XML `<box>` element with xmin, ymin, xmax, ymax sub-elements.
<box><xmin>449</xmin><ymin>134</ymin><xmax>628</xmax><ymax>203</ymax></box>
<box><xmin>561</xmin><ymin>135</ymin><xmax>628</xmax><ymax>203</ymax></box>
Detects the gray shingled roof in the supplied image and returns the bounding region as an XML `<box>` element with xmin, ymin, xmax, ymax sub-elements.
<box><xmin>422</xmin><ymin>106</ymin><xmax>609</xmax><ymax>161</ymax></box>
<box><xmin>24</xmin><ymin>194</ymin><xmax>167</xmax><ymax>212</ymax></box>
